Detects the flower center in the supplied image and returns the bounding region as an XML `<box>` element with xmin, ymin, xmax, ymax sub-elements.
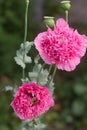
<box><xmin>29</xmin><ymin>93</ymin><xmax>39</xmax><ymax>107</ymax></box>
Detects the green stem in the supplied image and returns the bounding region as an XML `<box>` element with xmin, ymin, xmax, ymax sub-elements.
<box><xmin>47</xmin><ymin>66</ymin><xmax>57</xmax><ymax>86</ymax></box>
<box><xmin>65</xmin><ymin>10</ymin><xmax>68</xmax><ymax>23</ymax></box>
<box><xmin>51</xmin><ymin>67</ymin><xmax>57</xmax><ymax>80</ymax></box>
<box><xmin>22</xmin><ymin>0</ymin><xmax>29</xmax><ymax>79</ymax></box>
<box><xmin>48</xmin><ymin>65</ymin><xmax>53</xmax><ymax>75</ymax></box>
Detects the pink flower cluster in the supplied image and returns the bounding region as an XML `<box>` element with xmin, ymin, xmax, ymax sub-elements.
<box><xmin>11</xmin><ymin>83</ymin><xmax>54</xmax><ymax>120</ymax></box>
<box><xmin>34</xmin><ymin>18</ymin><xmax>87</xmax><ymax>71</ymax></box>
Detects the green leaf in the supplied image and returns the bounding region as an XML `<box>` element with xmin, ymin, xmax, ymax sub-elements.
<box><xmin>29</xmin><ymin>72</ymin><xmax>38</xmax><ymax>82</ymax></box>
<box><xmin>14</xmin><ymin>41</ymin><xmax>32</xmax><ymax>68</ymax></box>
<box><xmin>29</xmin><ymin>64</ymin><xmax>49</xmax><ymax>86</ymax></box>
<box><xmin>20</xmin><ymin>41</ymin><xmax>33</xmax><ymax>54</ymax></box>
<box><xmin>24</xmin><ymin>55</ymin><xmax>32</xmax><ymax>63</ymax></box>
<box><xmin>14</xmin><ymin>56</ymin><xmax>25</xmax><ymax>68</ymax></box>
<box><xmin>34</xmin><ymin>55</ymin><xmax>40</xmax><ymax>64</ymax></box>
<box><xmin>21</xmin><ymin>118</ymin><xmax>46</xmax><ymax>130</ymax></box>
<box><xmin>48</xmin><ymin>77</ymin><xmax>54</xmax><ymax>94</ymax></box>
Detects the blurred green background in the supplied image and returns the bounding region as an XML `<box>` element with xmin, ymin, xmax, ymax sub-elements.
<box><xmin>0</xmin><ymin>0</ymin><xmax>87</xmax><ymax>130</ymax></box>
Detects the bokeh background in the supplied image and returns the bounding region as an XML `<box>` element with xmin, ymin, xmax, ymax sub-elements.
<box><xmin>0</xmin><ymin>0</ymin><xmax>87</xmax><ymax>130</ymax></box>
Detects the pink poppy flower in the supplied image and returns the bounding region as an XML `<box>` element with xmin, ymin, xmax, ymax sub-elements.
<box><xmin>34</xmin><ymin>18</ymin><xmax>87</xmax><ymax>71</ymax></box>
<box><xmin>11</xmin><ymin>83</ymin><xmax>54</xmax><ymax>120</ymax></box>
<box><xmin>34</xmin><ymin>28</ymin><xmax>55</xmax><ymax>65</ymax></box>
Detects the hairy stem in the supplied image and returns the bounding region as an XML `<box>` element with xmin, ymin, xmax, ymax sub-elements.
<box><xmin>48</xmin><ymin>65</ymin><xmax>53</xmax><ymax>75</ymax></box>
<box><xmin>65</xmin><ymin>10</ymin><xmax>68</xmax><ymax>23</ymax></box>
<box><xmin>47</xmin><ymin>66</ymin><xmax>57</xmax><ymax>86</ymax></box>
<box><xmin>22</xmin><ymin>0</ymin><xmax>29</xmax><ymax>79</ymax></box>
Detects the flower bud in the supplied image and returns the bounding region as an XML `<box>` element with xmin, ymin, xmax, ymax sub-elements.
<box><xmin>43</xmin><ymin>16</ymin><xmax>55</xmax><ymax>28</ymax></box>
<box><xmin>60</xmin><ymin>0</ymin><xmax>71</xmax><ymax>11</ymax></box>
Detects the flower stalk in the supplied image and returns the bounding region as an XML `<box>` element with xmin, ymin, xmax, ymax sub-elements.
<box><xmin>47</xmin><ymin>66</ymin><xmax>57</xmax><ymax>86</ymax></box>
<box><xmin>23</xmin><ymin>0</ymin><xmax>29</xmax><ymax>79</ymax></box>
<box><xmin>65</xmin><ymin>10</ymin><xmax>68</xmax><ymax>23</ymax></box>
<box><xmin>48</xmin><ymin>65</ymin><xmax>53</xmax><ymax>75</ymax></box>
<box><xmin>60</xmin><ymin>0</ymin><xmax>71</xmax><ymax>23</ymax></box>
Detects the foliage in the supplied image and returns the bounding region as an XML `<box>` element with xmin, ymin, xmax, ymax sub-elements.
<box><xmin>14</xmin><ymin>41</ymin><xmax>33</xmax><ymax>69</ymax></box>
<box><xmin>20</xmin><ymin>118</ymin><xmax>46</xmax><ymax>130</ymax></box>
<box><xmin>53</xmin><ymin>74</ymin><xmax>87</xmax><ymax>130</ymax></box>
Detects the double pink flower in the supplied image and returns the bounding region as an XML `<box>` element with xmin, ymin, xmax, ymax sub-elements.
<box><xmin>34</xmin><ymin>18</ymin><xmax>87</xmax><ymax>71</ymax></box>
<box><xmin>11</xmin><ymin>83</ymin><xmax>54</xmax><ymax>120</ymax></box>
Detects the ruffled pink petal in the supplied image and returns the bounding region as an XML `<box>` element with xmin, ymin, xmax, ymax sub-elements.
<box><xmin>34</xmin><ymin>18</ymin><xmax>87</xmax><ymax>71</ymax></box>
<box><xmin>11</xmin><ymin>83</ymin><xmax>54</xmax><ymax>120</ymax></box>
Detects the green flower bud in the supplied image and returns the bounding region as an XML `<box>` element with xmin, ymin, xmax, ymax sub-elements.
<box><xmin>43</xmin><ymin>16</ymin><xmax>55</xmax><ymax>28</ymax></box>
<box><xmin>60</xmin><ymin>0</ymin><xmax>71</xmax><ymax>11</ymax></box>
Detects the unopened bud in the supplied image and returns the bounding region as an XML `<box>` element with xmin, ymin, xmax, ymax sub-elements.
<box><xmin>60</xmin><ymin>0</ymin><xmax>71</xmax><ymax>11</ymax></box>
<box><xmin>43</xmin><ymin>16</ymin><xmax>55</xmax><ymax>28</ymax></box>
